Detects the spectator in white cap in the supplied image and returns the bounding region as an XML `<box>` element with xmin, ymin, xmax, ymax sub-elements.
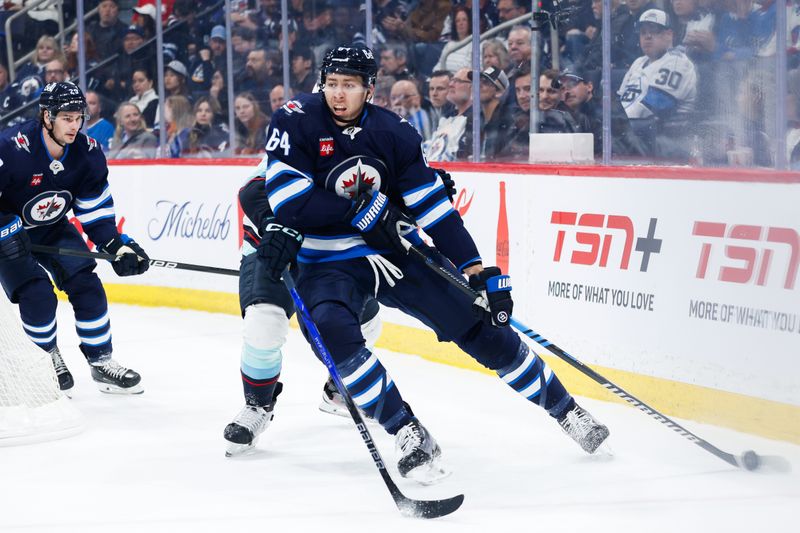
<box><xmin>165</xmin><ymin>59</ymin><xmax>190</xmax><ymax>99</ymax></box>
<box><xmin>470</xmin><ymin>66</ymin><xmax>512</xmax><ymax>159</ymax></box>
<box><xmin>617</xmin><ymin>8</ymin><xmax>698</xmax><ymax>161</ymax></box>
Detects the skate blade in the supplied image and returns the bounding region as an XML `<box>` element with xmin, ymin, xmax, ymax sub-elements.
<box><xmin>225</xmin><ymin>442</ymin><xmax>257</xmax><ymax>458</ymax></box>
<box><xmin>95</xmin><ymin>382</ymin><xmax>144</xmax><ymax>395</ymax></box>
<box><xmin>318</xmin><ymin>401</ymin><xmax>378</xmax><ymax>425</ymax></box>
<box><xmin>404</xmin><ymin>460</ymin><xmax>452</xmax><ymax>486</ymax></box>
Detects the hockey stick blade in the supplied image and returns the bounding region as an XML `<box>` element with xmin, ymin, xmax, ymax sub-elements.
<box><xmin>31</xmin><ymin>244</ymin><xmax>239</xmax><ymax>276</ymax></box>
<box><xmin>395</xmin><ymin>492</ymin><xmax>465</xmax><ymax>519</ymax></box>
<box><xmin>399</xmin><ymin>239</ymin><xmax>787</xmax><ymax>472</ymax></box>
<box><xmin>282</xmin><ymin>269</ymin><xmax>463</xmax><ymax>519</ymax></box>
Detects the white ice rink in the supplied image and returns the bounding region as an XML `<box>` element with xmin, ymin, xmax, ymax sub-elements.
<box><xmin>1</xmin><ymin>303</ymin><xmax>798</xmax><ymax>532</ymax></box>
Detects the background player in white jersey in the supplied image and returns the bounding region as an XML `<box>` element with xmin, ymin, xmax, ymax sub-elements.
<box><xmin>0</xmin><ymin>82</ymin><xmax>149</xmax><ymax>395</ymax></box>
<box><xmin>617</xmin><ymin>9</ymin><xmax>698</xmax><ymax>120</ymax></box>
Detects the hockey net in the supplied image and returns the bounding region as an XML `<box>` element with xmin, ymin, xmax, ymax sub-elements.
<box><xmin>0</xmin><ymin>294</ymin><xmax>83</xmax><ymax>446</ymax></box>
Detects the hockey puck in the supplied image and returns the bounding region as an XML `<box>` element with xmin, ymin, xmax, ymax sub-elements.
<box><xmin>742</xmin><ymin>450</ymin><xmax>760</xmax><ymax>471</ymax></box>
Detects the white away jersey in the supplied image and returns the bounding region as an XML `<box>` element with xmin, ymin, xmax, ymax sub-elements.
<box><xmin>617</xmin><ymin>49</ymin><xmax>698</xmax><ymax>119</ymax></box>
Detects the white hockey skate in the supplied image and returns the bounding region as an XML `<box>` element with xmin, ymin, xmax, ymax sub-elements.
<box><xmin>395</xmin><ymin>418</ymin><xmax>450</xmax><ymax>485</ymax></box>
<box><xmin>557</xmin><ymin>402</ymin><xmax>610</xmax><ymax>454</ymax></box>
<box><xmin>318</xmin><ymin>377</ymin><xmax>376</xmax><ymax>424</ymax></box>
<box><xmin>90</xmin><ymin>359</ymin><xmax>143</xmax><ymax>394</ymax></box>
<box><xmin>224</xmin><ymin>404</ymin><xmax>275</xmax><ymax>457</ymax></box>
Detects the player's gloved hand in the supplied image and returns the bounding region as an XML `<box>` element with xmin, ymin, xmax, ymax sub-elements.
<box><xmin>99</xmin><ymin>234</ymin><xmax>150</xmax><ymax>276</ymax></box>
<box><xmin>257</xmin><ymin>216</ymin><xmax>303</xmax><ymax>281</ymax></box>
<box><xmin>469</xmin><ymin>267</ymin><xmax>513</xmax><ymax>327</ymax></box>
<box><xmin>432</xmin><ymin>167</ymin><xmax>456</xmax><ymax>203</ymax></box>
<box><xmin>0</xmin><ymin>216</ymin><xmax>31</xmax><ymax>262</ymax></box>
<box><xmin>347</xmin><ymin>191</ymin><xmax>414</xmax><ymax>256</ymax></box>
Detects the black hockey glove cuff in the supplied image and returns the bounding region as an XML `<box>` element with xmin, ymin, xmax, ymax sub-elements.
<box><xmin>100</xmin><ymin>235</ymin><xmax>150</xmax><ymax>276</ymax></box>
<box><xmin>347</xmin><ymin>191</ymin><xmax>414</xmax><ymax>256</ymax></box>
<box><xmin>257</xmin><ymin>217</ymin><xmax>304</xmax><ymax>282</ymax></box>
<box><xmin>0</xmin><ymin>216</ymin><xmax>30</xmax><ymax>262</ymax></box>
<box><xmin>432</xmin><ymin>167</ymin><xmax>456</xmax><ymax>203</ymax></box>
<box><xmin>469</xmin><ymin>267</ymin><xmax>513</xmax><ymax>327</ymax></box>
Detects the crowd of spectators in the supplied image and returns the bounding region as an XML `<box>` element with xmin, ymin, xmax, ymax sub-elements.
<box><xmin>0</xmin><ymin>0</ymin><xmax>797</xmax><ymax>167</ymax></box>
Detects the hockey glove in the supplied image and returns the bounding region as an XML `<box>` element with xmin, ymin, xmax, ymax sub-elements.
<box><xmin>99</xmin><ymin>235</ymin><xmax>150</xmax><ymax>276</ymax></box>
<box><xmin>347</xmin><ymin>191</ymin><xmax>414</xmax><ymax>256</ymax></box>
<box><xmin>256</xmin><ymin>217</ymin><xmax>303</xmax><ymax>281</ymax></box>
<box><xmin>469</xmin><ymin>267</ymin><xmax>513</xmax><ymax>327</ymax></box>
<box><xmin>432</xmin><ymin>167</ymin><xmax>457</xmax><ymax>203</ymax></box>
<box><xmin>0</xmin><ymin>216</ymin><xmax>30</xmax><ymax>262</ymax></box>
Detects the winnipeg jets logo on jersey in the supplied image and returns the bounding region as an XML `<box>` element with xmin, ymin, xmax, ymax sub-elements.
<box><xmin>282</xmin><ymin>100</ymin><xmax>305</xmax><ymax>115</ymax></box>
<box><xmin>22</xmin><ymin>190</ymin><xmax>73</xmax><ymax>226</ymax></box>
<box><xmin>13</xmin><ymin>131</ymin><xmax>30</xmax><ymax>153</ymax></box>
<box><xmin>326</xmin><ymin>156</ymin><xmax>386</xmax><ymax>199</ymax></box>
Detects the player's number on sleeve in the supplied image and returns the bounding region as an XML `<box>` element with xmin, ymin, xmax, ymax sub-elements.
<box><xmin>655</xmin><ymin>68</ymin><xmax>683</xmax><ymax>90</ymax></box>
<box><xmin>266</xmin><ymin>128</ymin><xmax>291</xmax><ymax>156</ymax></box>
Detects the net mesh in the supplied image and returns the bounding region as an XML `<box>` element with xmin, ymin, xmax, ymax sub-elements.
<box><xmin>0</xmin><ymin>295</ymin><xmax>83</xmax><ymax>445</ymax></box>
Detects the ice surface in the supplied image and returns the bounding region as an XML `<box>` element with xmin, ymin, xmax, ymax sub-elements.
<box><xmin>1</xmin><ymin>304</ymin><xmax>798</xmax><ymax>532</ymax></box>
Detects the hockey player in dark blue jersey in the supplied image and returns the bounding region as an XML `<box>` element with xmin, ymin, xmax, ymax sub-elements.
<box><xmin>224</xmin><ymin>160</ymin><xmax>459</xmax><ymax>457</ymax></box>
<box><xmin>0</xmin><ymin>82</ymin><xmax>149</xmax><ymax>395</ymax></box>
<box><xmin>260</xmin><ymin>46</ymin><xmax>610</xmax><ymax>480</ymax></box>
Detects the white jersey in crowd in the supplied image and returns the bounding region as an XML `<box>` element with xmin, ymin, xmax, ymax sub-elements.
<box><xmin>617</xmin><ymin>48</ymin><xmax>698</xmax><ymax>120</ymax></box>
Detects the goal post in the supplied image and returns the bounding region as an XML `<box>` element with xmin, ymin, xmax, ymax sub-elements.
<box><xmin>0</xmin><ymin>294</ymin><xmax>83</xmax><ymax>446</ymax></box>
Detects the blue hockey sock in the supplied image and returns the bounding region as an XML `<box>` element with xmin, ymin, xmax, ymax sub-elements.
<box><xmin>497</xmin><ymin>342</ymin><xmax>574</xmax><ymax>418</ymax></box>
<box><xmin>21</xmin><ymin>315</ymin><xmax>57</xmax><ymax>352</ymax></box>
<box><xmin>339</xmin><ymin>348</ymin><xmax>411</xmax><ymax>434</ymax></box>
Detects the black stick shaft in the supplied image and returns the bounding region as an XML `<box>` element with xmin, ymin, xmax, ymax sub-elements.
<box><xmin>403</xmin><ymin>243</ymin><xmax>749</xmax><ymax>469</ymax></box>
<box><xmin>30</xmin><ymin>244</ymin><xmax>240</xmax><ymax>277</ymax></box>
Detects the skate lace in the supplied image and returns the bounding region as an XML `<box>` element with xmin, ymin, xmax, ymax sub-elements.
<box><xmin>366</xmin><ymin>254</ymin><xmax>403</xmax><ymax>295</ymax></box>
<box><xmin>234</xmin><ymin>406</ymin><xmax>268</xmax><ymax>433</ymax></box>
<box><xmin>560</xmin><ymin>406</ymin><xmax>595</xmax><ymax>438</ymax></box>
<box><xmin>396</xmin><ymin>421</ymin><xmax>423</xmax><ymax>455</ymax></box>
<box><xmin>99</xmin><ymin>360</ymin><xmax>129</xmax><ymax>380</ymax></box>
<box><xmin>50</xmin><ymin>349</ymin><xmax>68</xmax><ymax>374</ymax></box>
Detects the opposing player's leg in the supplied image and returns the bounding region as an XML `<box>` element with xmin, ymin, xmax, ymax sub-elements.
<box><xmin>381</xmin><ymin>246</ymin><xmax>609</xmax><ymax>454</ymax></box>
<box><xmin>37</xmin><ymin>225</ymin><xmax>142</xmax><ymax>394</ymax></box>
<box><xmin>319</xmin><ymin>296</ymin><xmax>381</xmax><ymax>421</ymax></box>
<box><xmin>224</xmin><ymin>251</ymin><xmax>294</xmax><ymax>456</ymax></box>
<box><xmin>298</xmin><ymin>261</ymin><xmax>447</xmax><ymax>483</ymax></box>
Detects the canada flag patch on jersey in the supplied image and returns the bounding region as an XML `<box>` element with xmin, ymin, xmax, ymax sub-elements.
<box><xmin>13</xmin><ymin>131</ymin><xmax>30</xmax><ymax>153</ymax></box>
<box><xmin>319</xmin><ymin>137</ymin><xmax>334</xmax><ymax>157</ymax></box>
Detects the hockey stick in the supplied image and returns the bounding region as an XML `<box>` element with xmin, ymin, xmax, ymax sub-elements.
<box><xmin>281</xmin><ymin>269</ymin><xmax>464</xmax><ymax>519</ymax></box>
<box><xmin>401</xmin><ymin>239</ymin><xmax>790</xmax><ymax>473</ymax></box>
<box><xmin>30</xmin><ymin>244</ymin><xmax>239</xmax><ymax>277</ymax></box>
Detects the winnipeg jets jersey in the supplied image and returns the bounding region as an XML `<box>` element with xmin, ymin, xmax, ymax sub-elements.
<box><xmin>0</xmin><ymin>120</ymin><xmax>119</xmax><ymax>246</ymax></box>
<box><xmin>617</xmin><ymin>49</ymin><xmax>698</xmax><ymax>119</ymax></box>
<box><xmin>259</xmin><ymin>92</ymin><xmax>480</xmax><ymax>272</ymax></box>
